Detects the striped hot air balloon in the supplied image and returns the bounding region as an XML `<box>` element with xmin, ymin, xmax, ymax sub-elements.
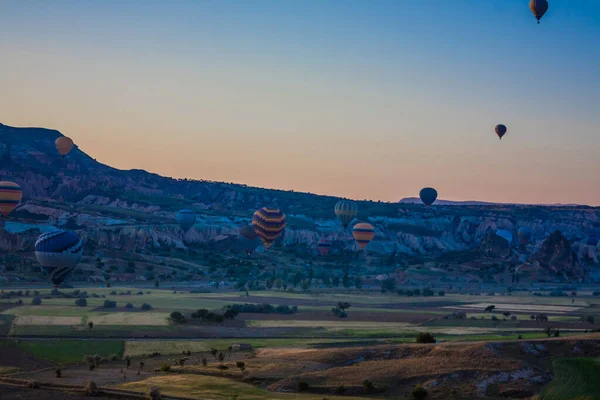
<box><xmin>35</xmin><ymin>230</ymin><xmax>83</xmax><ymax>287</ymax></box>
<box><xmin>252</xmin><ymin>207</ymin><xmax>286</xmax><ymax>250</ymax></box>
<box><xmin>334</xmin><ymin>200</ymin><xmax>358</xmax><ymax>229</ymax></box>
<box><xmin>55</xmin><ymin>136</ymin><xmax>74</xmax><ymax>157</ymax></box>
<box><xmin>352</xmin><ymin>222</ymin><xmax>375</xmax><ymax>250</ymax></box>
<box><xmin>176</xmin><ymin>209</ymin><xmax>196</xmax><ymax>232</ymax></box>
<box><xmin>0</xmin><ymin>181</ymin><xmax>22</xmax><ymax>218</ymax></box>
<box><xmin>317</xmin><ymin>238</ymin><xmax>332</xmax><ymax>256</ymax></box>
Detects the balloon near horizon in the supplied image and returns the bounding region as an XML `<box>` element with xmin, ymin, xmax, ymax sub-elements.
<box><xmin>252</xmin><ymin>207</ymin><xmax>286</xmax><ymax>250</ymax></box>
<box><xmin>0</xmin><ymin>181</ymin><xmax>22</xmax><ymax>218</ymax></box>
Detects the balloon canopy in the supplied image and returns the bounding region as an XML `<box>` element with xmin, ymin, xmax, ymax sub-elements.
<box><xmin>352</xmin><ymin>222</ymin><xmax>375</xmax><ymax>250</ymax></box>
<box><xmin>529</xmin><ymin>0</ymin><xmax>549</xmax><ymax>23</ymax></box>
<box><xmin>318</xmin><ymin>238</ymin><xmax>332</xmax><ymax>256</ymax></box>
<box><xmin>495</xmin><ymin>124</ymin><xmax>507</xmax><ymax>140</ymax></box>
<box><xmin>176</xmin><ymin>209</ymin><xmax>196</xmax><ymax>232</ymax></box>
<box><xmin>55</xmin><ymin>136</ymin><xmax>74</xmax><ymax>157</ymax></box>
<box><xmin>419</xmin><ymin>188</ymin><xmax>438</xmax><ymax>207</ymax></box>
<box><xmin>252</xmin><ymin>207</ymin><xmax>286</xmax><ymax>250</ymax></box>
<box><xmin>496</xmin><ymin>229</ymin><xmax>513</xmax><ymax>245</ymax></box>
<box><xmin>0</xmin><ymin>181</ymin><xmax>22</xmax><ymax>217</ymax></box>
<box><xmin>334</xmin><ymin>200</ymin><xmax>358</xmax><ymax>229</ymax></box>
<box><xmin>35</xmin><ymin>230</ymin><xmax>83</xmax><ymax>287</ymax></box>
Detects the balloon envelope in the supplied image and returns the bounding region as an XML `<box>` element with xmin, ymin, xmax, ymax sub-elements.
<box><xmin>0</xmin><ymin>181</ymin><xmax>22</xmax><ymax>217</ymax></box>
<box><xmin>252</xmin><ymin>208</ymin><xmax>286</xmax><ymax>250</ymax></box>
<box><xmin>352</xmin><ymin>222</ymin><xmax>375</xmax><ymax>250</ymax></box>
<box><xmin>176</xmin><ymin>209</ymin><xmax>196</xmax><ymax>232</ymax></box>
<box><xmin>419</xmin><ymin>188</ymin><xmax>438</xmax><ymax>207</ymax></box>
<box><xmin>318</xmin><ymin>238</ymin><xmax>332</xmax><ymax>256</ymax></box>
<box><xmin>518</xmin><ymin>227</ymin><xmax>532</xmax><ymax>244</ymax></box>
<box><xmin>239</xmin><ymin>225</ymin><xmax>258</xmax><ymax>240</ymax></box>
<box><xmin>334</xmin><ymin>200</ymin><xmax>358</xmax><ymax>228</ymax></box>
<box><xmin>35</xmin><ymin>230</ymin><xmax>83</xmax><ymax>286</ymax></box>
<box><xmin>529</xmin><ymin>0</ymin><xmax>548</xmax><ymax>23</ymax></box>
<box><xmin>496</xmin><ymin>229</ymin><xmax>513</xmax><ymax>245</ymax></box>
<box><xmin>495</xmin><ymin>124</ymin><xmax>507</xmax><ymax>139</ymax></box>
<box><xmin>55</xmin><ymin>136</ymin><xmax>74</xmax><ymax>156</ymax></box>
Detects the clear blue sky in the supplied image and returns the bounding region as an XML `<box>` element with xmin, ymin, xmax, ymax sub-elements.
<box><xmin>0</xmin><ymin>0</ymin><xmax>599</xmax><ymax>204</ymax></box>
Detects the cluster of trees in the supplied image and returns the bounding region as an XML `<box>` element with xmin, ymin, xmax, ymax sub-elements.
<box><xmin>189</xmin><ymin>308</ymin><xmax>233</xmax><ymax>323</ymax></box>
<box><xmin>224</xmin><ymin>303</ymin><xmax>298</xmax><ymax>314</ymax></box>
<box><xmin>332</xmin><ymin>302</ymin><xmax>351</xmax><ymax>318</ymax></box>
<box><xmin>397</xmin><ymin>288</ymin><xmax>441</xmax><ymax>297</ymax></box>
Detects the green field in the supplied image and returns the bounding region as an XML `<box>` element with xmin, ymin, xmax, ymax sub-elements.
<box><xmin>1</xmin><ymin>339</ymin><xmax>125</xmax><ymax>364</ymax></box>
<box><xmin>542</xmin><ymin>358</ymin><xmax>600</xmax><ymax>400</ymax></box>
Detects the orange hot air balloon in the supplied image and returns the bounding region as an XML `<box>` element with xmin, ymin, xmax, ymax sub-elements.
<box><xmin>352</xmin><ymin>222</ymin><xmax>375</xmax><ymax>250</ymax></box>
<box><xmin>55</xmin><ymin>136</ymin><xmax>74</xmax><ymax>157</ymax></box>
<box><xmin>0</xmin><ymin>181</ymin><xmax>22</xmax><ymax>217</ymax></box>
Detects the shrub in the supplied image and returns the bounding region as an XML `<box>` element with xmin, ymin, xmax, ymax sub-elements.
<box><xmin>491</xmin><ymin>315</ymin><xmax>498</xmax><ymax>321</ymax></box>
<box><xmin>141</xmin><ymin>303</ymin><xmax>153</xmax><ymax>311</ymax></box>
<box><xmin>160</xmin><ymin>363</ymin><xmax>171</xmax><ymax>372</ymax></box>
<box><xmin>55</xmin><ymin>368</ymin><xmax>61</xmax><ymax>378</ymax></box>
<box><xmin>103</xmin><ymin>300</ymin><xmax>117</xmax><ymax>308</ymax></box>
<box><xmin>297</xmin><ymin>381</ymin><xmax>309</xmax><ymax>392</ymax></box>
<box><xmin>125</xmin><ymin>303</ymin><xmax>133</xmax><ymax>309</ymax></box>
<box><xmin>363</xmin><ymin>379</ymin><xmax>375</xmax><ymax>393</ymax></box>
<box><xmin>236</xmin><ymin>361</ymin><xmax>245</xmax><ymax>371</ymax></box>
<box><xmin>16</xmin><ymin>299</ymin><xmax>23</xmax><ymax>305</ymax></box>
<box><xmin>83</xmin><ymin>355</ymin><xmax>94</xmax><ymax>364</ymax></box>
<box><xmin>201</xmin><ymin>358</ymin><xmax>207</xmax><ymax>367</ymax></box>
<box><xmin>75</xmin><ymin>297</ymin><xmax>88</xmax><ymax>307</ymax></box>
<box><xmin>216</xmin><ymin>365</ymin><xmax>228</xmax><ymax>370</ymax></box>
<box><xmin>586</xmin><ymin>316</ymin><xmax>595</xmax><ymax>324</ymax></box>
<box><xmin>27</xmin><ymin>380</ymin><xmax>40</xmax><ymax>389</ymax></box>
<box><xmin>146</xmin><ymin>386</ymin><xmax>161</xmax><ymax>400</ymax></box>
<box><xmin>109</xmin><ymin>354</ymin><xmax>119</xmax><ymax>361</ymax></box>
<box><xmin>84</xmin><ymin>381</ymin><xmax>98</xmax><ymax>396</ymax></box>
<box><xmin>335</xmin><ymin>385</ymin><xmax>346</xmax><ymax>394</ymax></box>
<box><xmin>412</xmin><ymin>385</ymin><xmax>428</xmax><ymax>400</ymax></box>
<box><xmin>416</xmin><ymin>332</ymin><xmax>436</xmax><ymax>344</ymax></box>
<box><xmin>510</xmin><ymin>315</ymin><xmax>517</xmax><ymax>321</ymax></box>
<box><xmin>170</xmin><ymin>311</ymin><xmax>186</xmax><ymax>324</ymax></box>
<box><xmin>438</xmin><ymin>290</ymin><xmax>445</xmax><ymax>296</ymax></box>
<box><xmin>31</xmin><ymin>296</ymin><xmax>42</xmax><ymax>305</ymax></box>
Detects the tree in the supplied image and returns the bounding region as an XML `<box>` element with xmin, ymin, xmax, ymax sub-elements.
<box><xmin>297</xmin><ymin>382</ymin><xmax>309</xmax><ymax>392</ymax></box>
<box><xmin>416</xmin><ymin>332</ymin><xmax>436</xmax><ymax>344</ymax></box>
<box><xmin>170</xmin><ymin>311</ymin><xmax>186</xmax><ymax>324</ymax></box>
<box><xmin>154</xmin><ymin>280</ymin><xmax>159</xmax><ymax>288</ymax></box>
<box><xmin>146</xmin><ymin>386</ymin><xmax>161</xmax><ymax>400</ymax></box>
<box><xmin>381</xmin><ymin>278</ymin><xmax>396</xmax><ymax>293</ymax></box>
<box><xmin>484</xmin><ymin>305</ymin><xmax>495</xmax><ymax>312</ymax></box>
<box><xmin>141</xmin><ymin>303</ymin><xmax>153</xmax><ymax>311</ymax></box>
<box><xmin>363</xmin><ymin>380</ymin><xmax>375</xmax><ymax>393</ymax></box>
<box><xmin>354</xmin><ymin>276</ymin><xmax>363</xmax><ymax>289</ymax></box>
<box><xmin>218</xmin><ymin>353</ymin><xmax>224</xmax><ymax>362</ymax></box>
<box><xmin>545</xmin><ymin>327</ymin><xmax>554</xmax><ymax>337</ymax></box>
<box><xmin>335</xmin><ymin>385</ymin><xmax>346</xmax><ymax>394</ymax></box>
<box><xmin>236</xmin><ymin>361</ymin><xmax>245</xmax><ymax>371</ymax></box>
<box><xmin>85</xmin><ymin>381</ymin><xmax>99</xmax><ymax>396</ymax></box>
<box><xmin>332</xmin><ymin>276</ymin><xmax>340</xmax><ymax>287</ymax></box>
<box><xmin>88</xmin><ymin>321</ymin><xmax>94</xmax><ymax>330</ymax></box>
<box><xmin>103</xmin><ymin>300</ymin><xmax>117</xmax><ymax>308</ymax></box>
<box><xmin>55</xmin><ymin>368</ymin><xmax>61</xmax><ymax>378</ymax></box>
<box><xmin>412</xmin><ymin>385</ymin><xmax>428</xmax><ymax>400</ymax></box>
<box><xmin>31</xmin><ymin>297</ymin><xmax>42</xmax><ymax>305</ymax></box>
<box><xmin>274</xmin><ymin>279</ymin><xmax>282</xmax><ymax>290</ymax></box>
<box><xmin>201</xmin><ymin>357</ymin><xmax>207</xmax><ymax>367</ymax></box>
<box><xmin>211</xmin><ymin>349</ymin><xmax>218</xmax><ymax>360</ymax></box>
<box><xmin>75</xmin><ymin>297</ymin><xmax>88</xmax><ymax>307</ymax></box>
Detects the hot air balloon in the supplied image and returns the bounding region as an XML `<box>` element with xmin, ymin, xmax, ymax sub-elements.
<box><xmin>239</xmin><ymin>225</ymin><xmax>260</xmax><ymax>255</ymax></box>
<box><xmin>35</xmin><ymin>230</ymin><xmax>83</xmax><ymax>287</ymax></box>
<box><xmin>495</xmin><ymin>124</ymin><xmax>507</xmax><ymax>140</ymax></box>
<box><xmin>496</xmin><ymin>229</ymin><xmax>513</xmax><ymax>245</ymax></box>
<box><xmin>252</xmin><ymin>207</ymin><xmax>286</xmax><ymax>250</ymax></box>
<box><xmin>0</xmin><ymin>181</ymin><xmax>22</xmax><ymax>218</ymax></box>
<box><xmin>334</xmin><ymin>200</ymin><xmax>358</xmax><ymax>229</ymax></box>
<box><xmin>55</xmin><ymin>136</ymin><xmax>74</xmax><ymax>157</ymax></box>
<box><xmin>317</xmin><ymin>238</ymin><xmax>332</xmax><ymax>256</ymax></box>
<box><xmin>352</xmin><ymin>222</ymin><xmax>374</xmax><ymax>250</ymax></box>
<box><xmin>518</xmin><ymin>227</ymin><xmax>532</xmax><ymax>244</ymax></box>
<box><xmin>529</xmin><ymin>0</ymin><xmax>548</xmax><ymax>24</ymax></box>
<box><xmin>176</xmin><ymin>209</ymin><xmax>196</xmax><ymax>232</ymax></box>
<box><xmin>419</xmin><ymin>188</ymin><xmax>437</xmax><ymax>207</ymax></box>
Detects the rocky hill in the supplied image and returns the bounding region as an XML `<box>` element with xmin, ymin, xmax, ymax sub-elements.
<box><xmin>1</xmin><ymin>122</ymin><xmax>599</xmax><ymax>282</ymax></box>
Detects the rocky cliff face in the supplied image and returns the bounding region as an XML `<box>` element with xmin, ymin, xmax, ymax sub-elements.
<box><xmin>1</xmin><ymin>122</ymin><xmax>600</xmax><ymax>279</ymax></box>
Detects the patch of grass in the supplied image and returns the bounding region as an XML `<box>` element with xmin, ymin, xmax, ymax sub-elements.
<box><xmin>0</xmin><ymin>366</ymin><xmax>22</xmax><ymax>375</ymax></box>
<box><xmin>6</xmin><ymin>339</ymin><xmax>125</xmax><ymax>364</ymax></box>
<box><xmin>542</xmin><ymin>358</ymin><xmax>600</xmax><ymax>400</ymax></box>
<box><xmin>117</xmin><ymin>374</ymin><xmax>368</xmax><ymax>400</ymax></box>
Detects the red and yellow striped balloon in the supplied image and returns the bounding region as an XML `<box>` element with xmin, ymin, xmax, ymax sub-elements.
<box><xmin>252</xmin><ymin>207</ymin><xmax>286</xmax><ymax>250</ymax></box>
<box><xmin>0</xmin><ymin>181</ymin><xmax>22</xmax><ymax>217</ymax></box>
<box><xmin>352</xmin><ymin>222</ymin><xmax>374</xmax><ymax>250</ymax></box>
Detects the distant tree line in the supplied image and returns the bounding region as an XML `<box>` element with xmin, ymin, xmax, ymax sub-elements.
<box><xmin>224</xmin><ymin>303</ymin><xmax>298</xmax><ymax>314</ymax></box>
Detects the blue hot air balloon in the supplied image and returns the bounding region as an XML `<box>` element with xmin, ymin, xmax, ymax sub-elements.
<box><xmin>35</xmin><ymin>230</ymin><xmax>83</xmax><ymax>287</ymax></box>
<box><xmin>176</xmin><ymin>209</ymin><xmax>196</xmax><ymax>232</ymax></box>
<box><xmin>419</xmin><ymin>188</ymin><xmax>438</xmax><ymax>207</ymax></box>
<box><xmin>496</xmin><ymin>229</ymin><xmax>513</xmax><ymax>245</ymax></box>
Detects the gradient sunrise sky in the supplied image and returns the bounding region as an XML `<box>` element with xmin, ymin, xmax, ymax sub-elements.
<box><xmin>0</xmin><ymin>0</ymin><xmax>599</xmax><ymax>205</ymax></box>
